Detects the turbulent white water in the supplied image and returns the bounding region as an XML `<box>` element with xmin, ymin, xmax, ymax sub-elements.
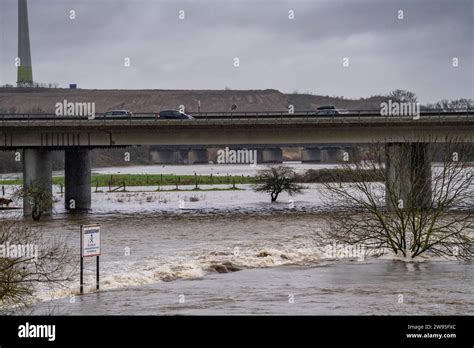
<box><xmin>30</xmin><ymin>212</ymin><xmax>332</xmax><ymax>302</ymax></box>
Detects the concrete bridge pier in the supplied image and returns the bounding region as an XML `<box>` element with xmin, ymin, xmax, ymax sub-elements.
<box><xmin>301</xmin><ymin>147</ymin><xmax>321</xmax><ymax>163</ymax></box>
<box><xmin>340</xmin><ymin>147</ymin><xmax>354</xmax><ymax>162</ymax></box>
<box><xmin>320</xmin><ymin>149</ymin><xmax>329</xmax><ymax>163</ymax></box>
<box><xmin>175</xmin><ymin>150</ymin><xmax>189</xmax><ymax>164</ymax></box>
<box><xmin>23</xmin><ymin>149</ymin><xmax>53</xmax><ymax>216</ymax></box>
<box><xmin>188</xmin><ymin>149</ymin><xmax>208</xmax><ymax>164</ymax></box>
<box><xmin>150</xmin><ymin>149</ymin><xmax>176</xmax><ymax>164</ymax></box>
<box><xmin>262</xmin><ymin>148</ymin><xmax>283</xmax><ymax>163</ymax></box>
<box><xmin>320</xmin><ymin>148</ymin><xmax>338</xmax><ymax>163</ymax></box>
<box><xmin>255</xmin><ymin>150</ymin><xmax>263</xmax><ymax>164</ymax></box>
<box><xmin>347</xmin><ymin>147</ymin><xmax>362</xmax><ymax>162</ymax></box>
<box><xmin>335</xmin><ymin>148</ymin><xmax>347</xmax><ymax>162</ymax></box>
<box><xmin>385</xmin><ymin>143</ymin><xmax>432</xmax><ymax>211</ymax></box>
<box><xmin>65</xmin><ymin>148</ymin><xmax>91</xmax><ymax>211</ymax></box>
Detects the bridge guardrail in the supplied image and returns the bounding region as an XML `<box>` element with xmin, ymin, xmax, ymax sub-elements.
<box><xmin>0</xmin><ymin>109</ymin><xmax>472</xmax><ymax>125</ymax></box>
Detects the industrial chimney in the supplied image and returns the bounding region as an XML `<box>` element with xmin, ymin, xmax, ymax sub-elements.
<box><xmin>17</xmin><ymin>0</ymin><xmax>33</xmax><ymax>87</ymax></box>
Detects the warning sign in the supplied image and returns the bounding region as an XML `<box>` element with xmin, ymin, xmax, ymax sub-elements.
<box><xmin>81</xmin><ymin>224</ymin><xmax>101</xmax><ymax>257</ymax></box>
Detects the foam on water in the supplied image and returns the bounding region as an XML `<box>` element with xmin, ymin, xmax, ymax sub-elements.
<box><xmin>34</xmin><ymin>237</ymin><xmax>331</xmax><ymax>303</ymax></box>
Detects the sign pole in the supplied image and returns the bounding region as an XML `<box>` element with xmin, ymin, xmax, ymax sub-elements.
<box><xmin>80</xmin><ymin>257</ymin><xmax>84</xmax><ymax>294</ymax></box>
<box><xmin>96</xmin><ymin>256</ymin><xmax>100</xmax><ymax>290</ymax></box>
<box><xmin>80</xmin><ymin>225</ymin><xmax>84</xmax><ymax>295</ymax></box>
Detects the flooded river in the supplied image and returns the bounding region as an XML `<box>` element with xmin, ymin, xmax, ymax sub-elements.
<box><xmin>0</xmin><ymin>164</ymin><xmax>472</xmax><ymax>315</ymax></box>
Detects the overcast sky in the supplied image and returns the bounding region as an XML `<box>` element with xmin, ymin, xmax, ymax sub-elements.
<box><xmin>0</xmin><ymin>0</ymin><xmax>472</xmax><ymax>103</ymax></box>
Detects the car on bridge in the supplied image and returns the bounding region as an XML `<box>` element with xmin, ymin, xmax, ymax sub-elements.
<box><xmin>156</xmin><ymin>110</ymin><xmax>194</xmax><ymax>120</ymax></box>
<box><xmin>315</xmin><ymin>106</ymin><xmax>340</xmax><ymax>115</ymax></box>
<box><xmin>103</xmin><ymin>110</ymin><xmax>133</xmax><ymax>118</ymax></box>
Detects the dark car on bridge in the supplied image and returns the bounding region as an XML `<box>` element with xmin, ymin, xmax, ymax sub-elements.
<box><xmin>316</xmin><ymin>106</ymin><xmax>340</xmax><ymax>116</ymax></box>
<box><xmin>103</xmin><ymin>110</ymin><xmax>133</xmax><ymax>118</ymax></box>
<box><xmin>156</xmin><ymin>110</ymin><xmax>194</xmax><ymax>120</ymax></box>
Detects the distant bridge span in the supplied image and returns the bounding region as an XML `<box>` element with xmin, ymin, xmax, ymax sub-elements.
<box><xmin>1</xmin><ymin>111</ymin><xmax>473</xmax><ymax>148</ymax></box>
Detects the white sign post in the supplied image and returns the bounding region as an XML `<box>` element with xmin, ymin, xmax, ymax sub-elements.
<box><xmin>80</xmin><ymin>224</ymin><xmax>101</xmax><ymax>294</ymax></box>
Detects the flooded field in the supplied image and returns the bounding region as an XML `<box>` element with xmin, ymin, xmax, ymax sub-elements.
<box><xmin>0</xmin><ymin>164</ymin><xmax>472</xmax><ymax>315</ymax></box>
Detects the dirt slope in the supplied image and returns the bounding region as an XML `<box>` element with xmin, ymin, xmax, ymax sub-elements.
<box><xmin>0</xmin><ymin>88</ymin><xmax>390</xmax><ymax>113</ymax></box>
<box><xmin>0</xmin><ymin>88</ymin><xmax>289</xmax><ymax>113</ymax></box>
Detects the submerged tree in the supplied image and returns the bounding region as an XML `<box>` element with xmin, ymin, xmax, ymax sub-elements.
<box><xmin>253</xmin><ymin>166</ymin><xmax>307</xmax><ymax>203</ymax></box>
<box><xmin>318</xmin><ymin>137</ymin><xmax>473</xmax><ymax>260</ymax></box>
<box><xmin>15</xmin><ymin>181</ymin><xmax>52</xmax><ymax>221</ymax></box>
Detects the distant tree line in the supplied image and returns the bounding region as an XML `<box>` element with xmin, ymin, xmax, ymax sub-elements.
<box><xmin>387</xmin><ymin>89</ymin><xmax>472</xmax><ymax>110</ymax></box>
<box><xmin>426</xmin><ymin>98</ymin><xmax>473</xmax><ymax>111</ymax></box>
<box><xmin>1</xmin><ymin>82</ymin><xmax>59</xmax><ymax>88</ymax></box>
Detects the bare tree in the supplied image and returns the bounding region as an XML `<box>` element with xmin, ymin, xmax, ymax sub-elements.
<box><xmin>253</xmin><ymin>166</ymin><xmax>307</xmax><ymax>202</ymax></box>
<box><xmin>388</xmin><ymin>89</ymin><xmax>418</xmax><ymax>103</ymax></box>
<box><xmin>318</xmin><ymin>137</ymin><xmax>473</xmax><ymax>260</ymax></box>
<box><xmin>427</xmin><ymin>98</ymin><xmax>473</xmax><ymax>111</ymax></box>
<box><xmin>0</xmin><ymin>220</ymin><xmax>74</xmax><ymax>313</ymax></box>
<box><xmin>15</xmin><ymin>181</ymin><xmax>52</xmax><ymax>221</ymax></box>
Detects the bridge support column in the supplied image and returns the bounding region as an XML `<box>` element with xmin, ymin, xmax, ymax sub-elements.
<box><xmin>320</xmin><ymin>149</ymin><xmax>329</xmax><ymax>163</ymax></box>
<box><xmin>176</xmin><ymin>150</ymin><xmax>189</xmax><ymax>164</ymax></box>
<box><xmin>65</xmin><ymin>148</ymin><xmax>91</xmax><ymax>211</ymax></box>
<box><xmin>150</xmin><ymin>150</ymin><xmax>176</xmax><ymax>164</ymax></box>
<box><xmin>256</xmin><ymin>150</ymin><xmax>263</xmax><ymax>164</ymax></box>
<box><xmin>339</xmin><ymin>147</ymin><xmax>354</xmax><ymax>162</ymax></box>
<box><xmin>346</xmin><ymin>147</ymin><xmax>362</xmax><ymax>162</ymax></box>
<box><xmin>326</xmin><ymin>147</ymin><xmax>347</xmax><ymax>163</ymax></box>
<box><xmin>301</xmin><ymin>147</ymin><xmax>321</xmax><ymax>163</ymax></box>
<box><xmin>23</xmin><ymin>149</ymin><xmax>53</xmax><ymax>216</ymax></box>
<box><xmin>188</xmin><ymin>149</ymin><xmax>208</xmax><ymax>164</ymax></box>
<box><xmin>262</xmin><ymin>148</ymin><xmax>283</xmax><ymax>163</ymax></box>
<box><xmin>207</xmin><ymin>148</ymin><xmax>219</xmax><ymax>164</ymax></box>
<box><xmin>385</xmin><ymin>143</ymin><xmax>431</xmax><ymax>211</ymax></box>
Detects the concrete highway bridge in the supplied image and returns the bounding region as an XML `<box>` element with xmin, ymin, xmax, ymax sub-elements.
<box><xmin>0</xmin><ymin>110</ymin><xmax>472</xmax><ymax>215</ymax></box>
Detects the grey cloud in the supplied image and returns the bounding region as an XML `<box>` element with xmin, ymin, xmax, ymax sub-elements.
<box><xmin>0</xmin><ymin>0</ymin><xmax>472</xmax><ymax>103</ymax></box>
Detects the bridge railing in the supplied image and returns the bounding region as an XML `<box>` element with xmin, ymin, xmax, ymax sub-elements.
<box><xmin>0</xmin><ymin>108</ymin><xmax>472</xmax><ymax>125</ymax></box>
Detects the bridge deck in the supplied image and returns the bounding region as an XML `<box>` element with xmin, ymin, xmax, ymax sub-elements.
<box><xmin>1</xmin><ymin>112</ymin><xmax>473</xmax><ymax>148</ymax></box>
